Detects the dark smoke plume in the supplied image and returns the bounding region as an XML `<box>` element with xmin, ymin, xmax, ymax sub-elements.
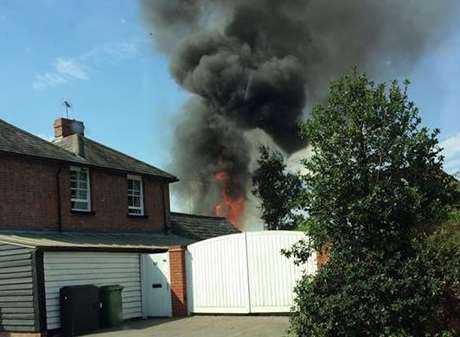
<box><xmin>140</xmin><ymin>0</ymin><xmax>457</xmax><ymax>227</ymax></box>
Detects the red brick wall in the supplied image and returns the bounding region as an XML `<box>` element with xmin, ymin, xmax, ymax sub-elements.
<box><xmin>0</xmin><ymin>155</ymin><xmax>169</xmax><ymax>232</ymax></box>
<box><xmin>169</xmin><ymin>246</ymin><xmax>188</xmax><ymax>317</ymax></box>
<box><xmin>0</xmin><ymin>156</ymin><xmax>58</xmax><ymax>230</ymax></box>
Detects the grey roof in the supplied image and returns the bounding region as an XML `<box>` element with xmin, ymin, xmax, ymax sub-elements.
<box><xmin>169</xmin><ymin>212</ymin><xmax>240</xmax><ymax>241</ymax></box>
<box><xmin>0</xmin><ymin>118</ymin><xmax>177</xmax><ymax>181</ymax></box>
<box><xmin>54</xmin><ymin>134</ymin><xmax>177</xmax><ymax>180</ymax></box>
<box><xmin>0</xmin><ymin>118</ymin><xmax>86</xmax><ymax>163</ymax></box>
<box><xmin>0</xmin><ymin>230</ymin><xmax>195</xmax><ymax>252</ymax></box>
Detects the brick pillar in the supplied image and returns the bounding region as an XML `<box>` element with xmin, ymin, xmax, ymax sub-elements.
<box><xmin>169</xmin><ymin>245</ymin><xmax>188</xmax><ymax>317</ymax></box>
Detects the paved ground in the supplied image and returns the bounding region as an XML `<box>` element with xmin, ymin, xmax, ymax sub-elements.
<box><xmin>84</xmin><ymin>316</ymin><xmax>289</xmax><ymax>337</ymax></box>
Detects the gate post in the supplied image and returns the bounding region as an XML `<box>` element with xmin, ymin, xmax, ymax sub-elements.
<box><xmin>169</xmin><ymin>246</ymin><xmax>188</xmax><ymax>317</ymax></box>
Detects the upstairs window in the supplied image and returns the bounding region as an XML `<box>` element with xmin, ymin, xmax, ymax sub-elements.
<box><xmin>128</xmin><ymin>175</ymin><xmax>144</xmax><ymax>215</ymax></box>
<box><xmin>70</xmin><ymin>166</ymin><xmax>91</xmax><ymax>211</ymax></box>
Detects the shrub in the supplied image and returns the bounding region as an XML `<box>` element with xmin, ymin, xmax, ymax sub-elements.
<box><xmin>287</xmin><ymin>70</ymin><xmax>458</xmax><ymax>337</ymax></box>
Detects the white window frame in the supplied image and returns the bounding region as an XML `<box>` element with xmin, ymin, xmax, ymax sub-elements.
<box><xmin>128</xmin><ymin>174</ymin><xmax>144</xmax><ymax>216</ymax></box>
<box><xmin>70</xmin><ymin>166</ymin><xmax>91</xmax><ymax>212</ymax></box>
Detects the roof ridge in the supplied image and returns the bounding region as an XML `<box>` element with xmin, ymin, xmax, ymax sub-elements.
<box><xmin>0</xmin><ymin>118</ymin><xmax>81</xmax><ymax>160</ymax></box>
<box><xmin>81</xmin><ymin>136</ymin><xmax>178</xmax><ymax>180</ymax></box>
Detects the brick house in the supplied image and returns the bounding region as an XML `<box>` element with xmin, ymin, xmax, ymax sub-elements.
<box><xmin>0</xmin><ymin>118</ymin><xmax>238</xmax><ymax>337</ymax></box>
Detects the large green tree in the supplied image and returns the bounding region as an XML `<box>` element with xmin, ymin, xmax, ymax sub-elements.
<box><xmin>285</xmin><ymin>71</ymin><xmax>459</xmax><ymax>337</ymax></box>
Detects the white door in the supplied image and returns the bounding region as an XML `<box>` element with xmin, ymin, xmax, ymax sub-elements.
<box><xmin>142</xmin><ymin>253</ymin><xmax>172</xmax><ymax>317</ymax></box>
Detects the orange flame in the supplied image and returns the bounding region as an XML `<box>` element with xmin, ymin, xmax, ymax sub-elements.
<box><xmin>213</xmin><ymin>171</ymin><xmax>246</xmax><ymax>226</ymax></box>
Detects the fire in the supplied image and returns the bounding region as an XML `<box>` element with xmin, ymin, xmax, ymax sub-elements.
<box><xmin>213</xmin><ymin>171</ymin><xmax>246</xmax><ymax>226</ymax></box>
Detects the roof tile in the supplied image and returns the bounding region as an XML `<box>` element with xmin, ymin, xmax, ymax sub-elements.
<box><xmin>170</xmin><ymin>212</ymin><xmax>240</xmax><ymax>241</ymax></box>
<box><xmin>0</xmin><ymin>118</ymin><xmax>177</xmax><ymax>180</ymax></box>
<box><xmin>55</xmin><ymin>134</ymin><xmax>177</xmax><ymax>180</ymax></box>
<box><xmin>0</xmin><ymin>230</ymin><xmax>194</xmax><ymax>251</ymax></box>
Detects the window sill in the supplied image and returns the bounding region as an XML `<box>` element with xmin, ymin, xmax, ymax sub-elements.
<box><xmin>127</xmin><ymin>214</ymin><xmax>148</xmax><ymax>219</ymax></box>
<box><xmin>71</xmin><ymin>210</ymin><xmax>96</xmax><ymax>215</ymax></box>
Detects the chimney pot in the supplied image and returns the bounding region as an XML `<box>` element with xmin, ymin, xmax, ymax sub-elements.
<box><xmin>54</xmin><ymin>118</ymin><xmax>85</xmax><ymax>139</ymax></box>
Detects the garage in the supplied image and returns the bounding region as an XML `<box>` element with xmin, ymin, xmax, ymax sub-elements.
<box><xmin>0</xmin><ymin>229</ymin><xmax>315</xmax><ymax>334</ymax></box>
<box><xmin>0</xmin><ymin>231</ymin><xmax>193</xmax><ymax>335</ymax></box>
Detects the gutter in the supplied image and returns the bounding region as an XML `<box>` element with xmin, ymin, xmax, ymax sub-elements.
<box><xmin>35</xmin><ymin>245</ymin><xmax>169</xmax><ymax>254</ymax></box>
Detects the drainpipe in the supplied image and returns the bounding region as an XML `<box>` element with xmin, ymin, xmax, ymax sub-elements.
<box><xmin>56</xmin><ymin>165</ymin><xmax>63</xmax><ymax>232</ymax></box>
<box><xmin>161</xmin><ymin>183</ymin><xmax>169</xmax><ymax>234</ymax></box>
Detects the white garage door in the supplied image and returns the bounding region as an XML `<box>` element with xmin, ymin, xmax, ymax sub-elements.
<box><xmin>44</xmin><ymin>252</ymin><xmax>142</xmax><ymax>330</ymax></box>
<box><xmin>186</xmin><ymin>231</ymin><xmax>316</xmax><ymax>314</ymax></box>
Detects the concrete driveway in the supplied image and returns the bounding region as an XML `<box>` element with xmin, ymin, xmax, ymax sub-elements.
<box><xmin>85</xmin><ymin>316</ymin><xmax>289</xmax><ymax>337</ymax></box>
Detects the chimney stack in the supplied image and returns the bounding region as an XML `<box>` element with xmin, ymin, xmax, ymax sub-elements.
<box><xmin>53</xmin><ymin>118</ymin><xmax>86</xmax><ymax>157</ymax></box>
<box><xmin>54</xmin><ymin>118</ymin><xmax>85</xmax><ymax>139</ymax></box>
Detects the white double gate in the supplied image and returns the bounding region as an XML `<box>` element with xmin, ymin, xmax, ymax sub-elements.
<box><xmin>186</xmin><ymin>231</ymin><xmax>316</xmax><ymax>314</ymax></box>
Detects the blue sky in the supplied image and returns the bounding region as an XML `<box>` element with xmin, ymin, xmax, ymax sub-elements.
<box><xmin>0</xmin><ymin>0</ymin><xmax>459</xmax><ymax>183</ymax></box>
<box><xmin>0</xmin><ymin>0</ymin><xmax>187</xmax><ymax>169</ymax></box>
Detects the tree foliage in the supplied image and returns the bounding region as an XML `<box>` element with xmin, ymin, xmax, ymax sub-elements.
<box><xmin>418</xmin><ymin>215</ymin><xmax>460</xmax><ymax>332</ymax></box>
<box><xmin>252</xmin><ymin>145</ymin><xmax>303</xmax><ymax>230</ymax></box>
<box><xmin>286</xmin><ymin>71</ymin><xmax>459</xmax><ymax>337</ymax></box>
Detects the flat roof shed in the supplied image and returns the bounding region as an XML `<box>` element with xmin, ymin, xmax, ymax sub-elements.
<box><xmin>0</xmin><ymin>231</ymin><xmax>193</xmax><ymax>334</ymax></box>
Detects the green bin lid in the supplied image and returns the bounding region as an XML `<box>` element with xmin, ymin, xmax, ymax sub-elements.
<box><xmin>100</xmin><ymin>285</ymin><xmax>124</xmax><ymax>291</ymax></box>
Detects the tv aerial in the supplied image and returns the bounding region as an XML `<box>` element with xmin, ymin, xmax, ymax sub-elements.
<box><xmin>62</xmin><ymin>99</ymin><xmax>72</xmax><ymax>118</ymax></box>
